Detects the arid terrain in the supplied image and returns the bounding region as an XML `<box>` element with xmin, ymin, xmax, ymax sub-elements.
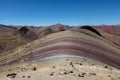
<box><xmin>0</xmin><ymin>24</ymin><xmax>120</xmax><ymax>80</ymax></box>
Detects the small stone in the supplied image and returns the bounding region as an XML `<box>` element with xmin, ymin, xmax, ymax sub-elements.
<box><xmin>66</xmin><ymin>59</ymin><xmax>69</xmax><ymax>61</ymax></box>
<box><xmin>70</xmin><ymin>62</ymin><xmax>74</xmax><ymax>67</ymax></box>
<box><xmin>32</xmin><ymin>67</ymin><xmax>37</xmax><ymax>71</ymax></box>
<box><xmin>6</xmin><ymin>73</ymin><xmax>17</xmax><ymax>78</ymax></box>
<box><xmin>69</xmin><ymin>71</ymin><xmax>73</xmax><ymax>73</ymax></box>
<box><xmin>78</xmin><ymin>74</ymin><xmax>84</xmax><ymax>77</ymax></box>
<box><xmin>81</xmin><ymin>73</ymin><xmax>86</xmax><ymax>76</ymax></box>
<box><xmin>27</xmin><ymin>76</ymin><xmax>30</xmax><ymax>78</ymax></box>
<box><xmin>52</xmin><ymin>66</ymin><xmax>56</xmax><ymax>68</ymax></box>
<box><xmin>64</xmin><ymin>72</ymin><xmax>68</xmax><ymax>75</ymax></box>
<box><xmin>80</xmin><ymin>63</ymin><xmax>82</xmax><ymax>65</ymax></box>
<box><xmin>104</xmin><ymin>66</ymin><xmax>108</xmax><ymax>68</ymax></box>
<box><xmin>50</xmin><ymin>72</ymin><xmax>54</xmax><ymax>76</ymax></box>
<box><xmin>22</xmin><ymin>76</ymin><xmax>25</xmax><ymax>78</ymax></box>
<box><xmin>90</xmin><ymin>73</ymin><xmax>96</xmax><ymax>75</ymax></box>
<box><xmin>91</xmin><ymin>64</ymin><xmax>94</xmax><ymax>65</ymax></box>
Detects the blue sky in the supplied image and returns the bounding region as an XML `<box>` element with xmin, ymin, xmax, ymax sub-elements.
<box><xmin>0</xmin><ymin>0</ymin><xmax>120</xmax><ymax>26</ymax></box>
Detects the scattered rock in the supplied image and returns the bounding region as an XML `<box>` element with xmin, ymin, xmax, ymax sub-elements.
<box><xmin>81</xmin><ymin>73</ymin><xmax>86</xmax><ymax>76</ymax></box>
<box><xmin>6</xmin><ymin>73</ymin><xmax>17</xmax><ymax>78</ymax></box>
<box><xmin>104</xmin><ymin>66</ymin><xmax>108</xmax><ymax>69</ymax></box>
<box><xmin>69</xmin><ymin>71</ymin><xmax>73</xmax><ymax>73</ymax></box>
<box><xmin>22</xmin><ymin>76</ymin><xmax>25</xmax><ymax>78</ymax></box>
<box><xmin>70</xmin><ymin>62</ymin><xmax>74</xmax><ymax>67</ymax></box>
<box><xmin>78</xmin><ymin>74</ymin><xmax>84</xmax><ymax>77</ymax></box>
<box><xmin>63</xmin><ymin>72</ymin><xmax>68</xmax><ymax>75</ymax></box>
<box><xmin>89</xmin><ymin>73</ymin><xmax>96</xmax><ymax>76</ymax></box>
<box><xmin>32</xmin><ymin>67</ymin><xmax>37</xmax><ymax>71</ymax></box>
<box><xmin>50</xmin><ymin>72</ymin><xmax>54</xmax><ymax>76</ymax></box>
<box><xmin>52</xmin><ymin>66</ymin><xmax>56</xmax><ymax>68</ymax></box>
<box><xmin>27</xmin><ymin>76</ymin><xmax>31</xmax><ymax>78</ymax></box>
<box><xmin>91</xmin><ymin>64</ymin><xmax>94</xmax><ymax>65</ymax></box>
<box><xmin>66</xmin><ymin>59</ymin><xmax>69</xmax><ymax>61</ymax></box>
<box><xmin>79</xmin><ymin>63</ymin><xmax>82</xmax><ymax>65</ymax></box>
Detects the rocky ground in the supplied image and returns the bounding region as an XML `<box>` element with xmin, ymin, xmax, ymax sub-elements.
<box><xmin>0</xmin><ymin>55</ymin><xmax>120</xmax><ymax>80</ymax></box>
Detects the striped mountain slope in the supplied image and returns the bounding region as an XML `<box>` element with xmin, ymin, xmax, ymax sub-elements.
<box><xmin>0</xmin><ymin>29</ymin><xmax>119</xmax><ymax>69</ymax></box>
